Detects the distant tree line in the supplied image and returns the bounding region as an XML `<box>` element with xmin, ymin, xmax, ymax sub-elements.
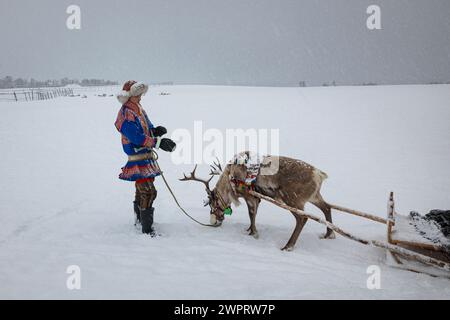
<box><xmin>299</xmin><ymin>80</ymin><xmax>450</xmax><ymax>87</ymax></box>
<box><xmin>0</xmin><ymin>76</ymin><xmax>118</xmax><ymax>89</ymax></box>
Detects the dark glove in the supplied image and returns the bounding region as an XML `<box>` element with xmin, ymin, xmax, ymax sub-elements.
<box><xmin>158</xmin><ymin>138</ymin><xmax>176</xmax><ymax>152</ymax></box>
<box><xmin>152</xmin><ymin>126</ymin><xmax>167</xmax><ymax>137</ymax></box>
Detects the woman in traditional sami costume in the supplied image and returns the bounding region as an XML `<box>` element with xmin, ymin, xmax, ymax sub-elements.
<box><xmin>114</xmin><ymin>80</ymin><xmax>176</xmax><ymax>235</ymax></box>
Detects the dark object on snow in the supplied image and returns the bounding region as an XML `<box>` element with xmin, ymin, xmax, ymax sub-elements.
<box><xmin>152</xmin><ymin>126</ymin><xmax>167</xmax><ymax>137</ymax></box>
<box><xmin>159</xmin><ymin>138</ymin><xmax>176</xmax><ymax>152</ymax></box>
<box><xmin>133</xmin><ymin>201</ymin><xmax>140</xmax><ymax>225</ymax></box>
<box><xmin>141</xmin><ymin>207</ymin><xmax>155</xmax><ymax>235</ymax></box>
<box><xmin>410</xmin><ymin>209</ymin><xmax>450</xmax><ymax>239</ymax></box>
<box><xmin>424</xmin><ymin>210</ymin><xmax>450</xmax><ymax>238</ymax></box>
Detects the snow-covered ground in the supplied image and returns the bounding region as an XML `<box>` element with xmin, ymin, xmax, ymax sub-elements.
<box><xmin>0</xmin><ymin>84</ymin><xmax>449</xmax><ymax>299</ymax></box>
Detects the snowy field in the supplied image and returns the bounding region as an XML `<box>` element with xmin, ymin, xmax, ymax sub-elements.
<box><xmin>0</xmin><ymin>84</ymin><xmax>449</xmax><ymax>299</ymax></box>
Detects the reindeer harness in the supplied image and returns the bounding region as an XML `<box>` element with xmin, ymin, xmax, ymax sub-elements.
<box><xmin>229</xmin><ymin>152</ymin><xmax>261</xmax><ymax>196</ymax></box>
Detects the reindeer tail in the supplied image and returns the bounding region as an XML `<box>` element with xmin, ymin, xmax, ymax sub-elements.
<box><xmin>316</xmin><ymin>169</ymin><xmax>328</xmax><ymax>181</ymax></box>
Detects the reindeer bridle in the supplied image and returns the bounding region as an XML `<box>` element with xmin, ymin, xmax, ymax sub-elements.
<box><xmin>210</xmin><ymin>189</ymin><xmax>231</xmax><ymax>215</ymax></box>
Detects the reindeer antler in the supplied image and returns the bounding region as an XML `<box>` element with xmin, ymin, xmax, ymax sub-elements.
<box><xmin>180</xmin><ymin>165</ymin><xmax>214</xmax><ymax>194</ymax></box>
<box><xmin>209</xmin><ymin>157</ymin><xmax>223</xmax><ymax>176</ymax></box>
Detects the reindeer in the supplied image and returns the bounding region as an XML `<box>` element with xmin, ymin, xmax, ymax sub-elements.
<box><xmin>180</xmin><ymin>152</ymin><xmax>335</xmax><ymax>251</ymax></box>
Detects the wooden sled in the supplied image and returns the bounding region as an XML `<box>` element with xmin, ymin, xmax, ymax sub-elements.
<box><xmin>248</xmin><ymin>190</ymin><xmax>450</xmax><ymax>276</ymax></box>
<box><xmin>385</xmin><ymin>192</ymin><xmax>450</xmax><ymax>276</ymax></box>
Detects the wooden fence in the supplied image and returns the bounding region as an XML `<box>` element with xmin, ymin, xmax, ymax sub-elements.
<box><xmin>0</xmin><ymin>88</ymin><xmax>74</xmax><ymax>102</ymax></box>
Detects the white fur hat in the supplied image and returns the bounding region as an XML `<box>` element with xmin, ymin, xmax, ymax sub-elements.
<box><xmin>117</xmin><ymin>80</ymin><xmax>149</xmax><ymax>104</ymax></box>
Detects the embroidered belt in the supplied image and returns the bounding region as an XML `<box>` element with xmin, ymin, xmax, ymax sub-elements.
<box><xmin>128</xmin><ymin>152</ymin><xmax>154</xmax><ymax>162</ymax></box>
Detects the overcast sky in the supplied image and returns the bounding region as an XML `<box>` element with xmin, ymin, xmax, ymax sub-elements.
<box><xmin>0</xmin><ymin>0</ymin><xmax>449</xmax><ymax>86</ymax></box>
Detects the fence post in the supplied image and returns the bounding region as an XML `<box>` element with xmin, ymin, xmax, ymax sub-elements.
<box><xmin>14</xmin><ymin>92</ymin><xmax>18</xmax><ymax>101</ymax></box>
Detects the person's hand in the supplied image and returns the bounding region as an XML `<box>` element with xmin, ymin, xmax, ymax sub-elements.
<box><xmin>152</xmin><ymin>126</ymin><xmax>167</xmax><ymax>137</ymax></box>
<box><xmin>155</xmin><ymin>137</ymin><xmax>176</xmax><ymax>152</ymax></box>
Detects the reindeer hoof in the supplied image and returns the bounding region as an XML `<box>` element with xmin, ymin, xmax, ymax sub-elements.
<box><xmin>248</xmin><ymin>229</ymin><xmax>259</xmax><ymax>238</ymax></box>
<box><xmin>281</xmin><ymin>245</ymin><xmax>294</xmax><ymax>251</ymax></box>
<box><xmin>250</xmin><ymin>231</ymin><xmax>259</xmax><ymax>239</ymax></box>
<box><xmin>320</xmin><ymin>231</ymin><xmax>336</xmax><ymax>239</ymax></box>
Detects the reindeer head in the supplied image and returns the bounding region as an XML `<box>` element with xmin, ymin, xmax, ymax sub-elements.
<box><xmin>180</xmin><ymin>159</ymin><xmax>230</xmax><ymax>226</ymax></box>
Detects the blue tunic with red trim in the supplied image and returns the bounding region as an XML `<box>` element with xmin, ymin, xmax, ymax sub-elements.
<box><xmin>114</xmin><ymin>101</ymin><xmax>161</xmax><ymax>181</ymax></box>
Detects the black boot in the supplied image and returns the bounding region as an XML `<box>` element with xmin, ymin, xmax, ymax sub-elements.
<box><xmin>140</xmin><ymin>207</ymin><xmax>155</xmax><ymax>235</ymax></box>
<box><xmin>133</xmin><ymin>201</ymin><xmax>141</xmax><ymax>225</ymax></box>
